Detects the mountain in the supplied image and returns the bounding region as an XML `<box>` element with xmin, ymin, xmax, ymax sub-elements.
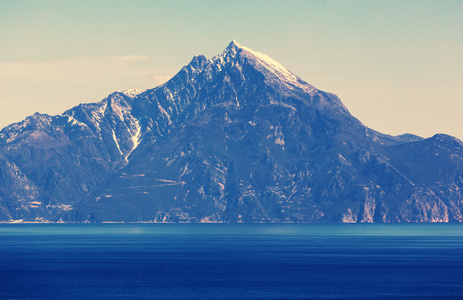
<box><xmin>1</xmin><ymin>41</ymin><xmax>462</xmax><ymax>223</ymax></box>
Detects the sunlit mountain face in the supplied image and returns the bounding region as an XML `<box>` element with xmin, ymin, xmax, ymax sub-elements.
<box><xmin>1</xmin><ymin>41</ymin><xmax>462</xmax><ymax>223</ymax></box>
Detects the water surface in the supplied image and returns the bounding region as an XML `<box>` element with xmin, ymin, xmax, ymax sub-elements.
<box><xmin>0</xmin><ymin>224</ymin><xmax>462</xmax><ymax>299</ymax></box>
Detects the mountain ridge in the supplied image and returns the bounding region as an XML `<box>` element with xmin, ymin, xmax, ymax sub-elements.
<box><xmin>1</xmin><ymin>41</ymin><xmax>462</xmax><ymax>223</ymax></box>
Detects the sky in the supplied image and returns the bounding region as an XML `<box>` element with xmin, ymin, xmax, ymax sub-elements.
<box><xmin>1</xmin><ymin>0</ymin><xmax>462</xmax><ymax>140</ymax></box>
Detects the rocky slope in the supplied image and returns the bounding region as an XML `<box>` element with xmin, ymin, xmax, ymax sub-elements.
<box><xmin>1</xmin><ymin>41</ymin><xmax>462</xmax><ymax>222</ymax></box>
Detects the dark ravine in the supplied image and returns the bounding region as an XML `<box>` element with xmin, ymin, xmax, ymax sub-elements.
<box><xmin>1</xmin><ymin>41</ymin><xmax>462</xmax><ymax>223</ymax></box>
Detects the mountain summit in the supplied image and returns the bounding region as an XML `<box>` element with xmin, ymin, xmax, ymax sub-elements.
<box><xmin>215</xmin><ymin>40</ymin><xmax>312</xmax><ymax>89</ymax></box>
<box><xmin>1</xmin><ymin>41</ymin><xmax>462</xmax><ymax>223</ymax></box>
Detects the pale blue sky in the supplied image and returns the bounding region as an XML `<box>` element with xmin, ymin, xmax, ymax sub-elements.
<box><xmin>1</xmin><ymin>0</ymin><xmax>462</xmax><ymax>140</ymax></box>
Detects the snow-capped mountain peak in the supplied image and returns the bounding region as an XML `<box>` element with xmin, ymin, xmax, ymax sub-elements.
<box><xmin>212</xmin><ymin>41</ymin><xmax>316</xmax><ymax>93</ymax></box>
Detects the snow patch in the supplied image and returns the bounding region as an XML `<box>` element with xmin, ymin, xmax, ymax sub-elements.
<box><xmin>110</xmin><ymin>100</ymin><xmax>125</xmax><ymax>122</ymax></box>
<box><xmin>119</xmin><ymin>89</ymin><xmax>146</xmax><ymax>98</ymax></box>
<box><xmin>125</xmin><ymin>120</ymin><xmax>142</xmax><ymax>161</ymax></box>
<box><xmin>239</xmin><ymin>43</ymin><xmax>298</xmax><ymax>83</ymax></box>
<box><xmin>130</xmin><ymin>121</ymin><xmax>142</xmax><ymax>151</ymax></box>
<box><xmin>156</xmin><ymin>100</ymin><xmax>172</xmax><ymax>125</ymax></box>
<box><xmin>67</xmin><ymin>115</ymin><xmax>88</xmax><ymax>128</ymax></box>
<box><xmin>112</xmin><ymin>129</ymin><xmax>123</xmax><ymax>156</ymax></box>
<box><xmin>275</xmin><ymin>137</ymin><xmax>285</xmax><ymax>146</ymax></box>
<box><xmin>179</xmin><ymin>163</ymin><xmax>189</xmax><ymax>178</ymax></box>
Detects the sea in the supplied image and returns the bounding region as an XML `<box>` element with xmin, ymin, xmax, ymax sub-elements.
<box><xmin>0</xmin><ymin>223</ymin><xmax>462</xmax><ymax>299</ymax></box>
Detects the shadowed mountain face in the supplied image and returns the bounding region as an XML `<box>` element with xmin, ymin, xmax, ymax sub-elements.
<box><xmin>1</xmin><ymin>41</ymin><xmax>462</xmax><ymax>223</ymax></box>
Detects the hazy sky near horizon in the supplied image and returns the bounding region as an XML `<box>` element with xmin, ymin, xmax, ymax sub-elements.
<box><xmin>1</xmin><ymin>0</ymin><xmax>462</xmax><ymax>140</ymax></box>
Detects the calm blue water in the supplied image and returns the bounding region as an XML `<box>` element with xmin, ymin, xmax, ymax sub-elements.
<box><xmin>1</xmin><ymin>224</ymin><xmax>463</xmax><ymax>299</ymax></box>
